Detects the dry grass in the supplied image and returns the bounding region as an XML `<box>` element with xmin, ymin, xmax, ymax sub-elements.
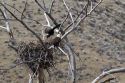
<box><xmin>0</xmin><ymin>0</ymin><xmax>125</xmax><ymax>83</ymax></box>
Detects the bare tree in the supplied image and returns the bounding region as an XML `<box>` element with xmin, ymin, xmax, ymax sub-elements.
<box><xmin>0</xmin><ymin>0</ymin><xmax>104</xmax><ymax>83</ymax></box>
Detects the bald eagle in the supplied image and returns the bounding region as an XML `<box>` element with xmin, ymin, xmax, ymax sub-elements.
<box><xmin>45</xmin><ymin>24</ymin><xmax>61</xmax><ymax>38</ymax></box>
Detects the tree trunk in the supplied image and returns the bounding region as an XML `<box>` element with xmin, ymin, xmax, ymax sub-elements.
<box><xmin>37</xmin><ymin>68</ymin><xmax>45</xmax><ymax>83</ymax></box>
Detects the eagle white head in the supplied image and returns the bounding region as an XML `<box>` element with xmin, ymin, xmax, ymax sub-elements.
<box><xmin>57</xmin><ymin>34</ymin><xmax>61</xmax><ymax>38</ymax></box>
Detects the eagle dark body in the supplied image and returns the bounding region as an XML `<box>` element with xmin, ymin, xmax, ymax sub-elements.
<box><xmin>45</xmin><ymin>36</ymin><xmax>61</xmax><ymax>47</ymax></box>
<box><xmin>45</xmin><ymin>24</ymin><xmax>61</xmax><ymax>38</ymax></box>
<box><xmin>51</xmin><ymin>37</ymin><xmax>61</xmax><ymax>47</ymax></box>
<box><xmin>17</xmin><ymin>42</ymin><xmax>53</xmax><ymax>75</ymax></box>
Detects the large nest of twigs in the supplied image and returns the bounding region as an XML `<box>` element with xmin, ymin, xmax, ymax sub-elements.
<box><xmin>17</xmin><ymin>41</ymin><xmax>53</xmax><ymax>75</ymax></box>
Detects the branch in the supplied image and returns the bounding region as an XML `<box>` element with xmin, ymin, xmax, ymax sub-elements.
<box><xmin>64</xmin><ymin>43</ymin><xmax>76</xmax><ymax>83</ymax></box>
<box><xmin>0</xmin><ymin>3</ymin><xmax>46</xmax><ymax>48</ymax></box>
<box><xmin>64</xmin><ymin>2</ymin><xmax>88</xmax><ymax>31</ymax></box>
<box><xmin>41</xmin><ymin>0</ymin><xmax>47</xmax><ymax>11</ymax></box>
<box><xmin>0</xmin><ymin>1</ymin><xmax>17</xmax><ymax>48</ymax></box>
<box><xmin>44</xmin><ymin>12</ymin><xmax>51</xmax><ymax>27</ymax></box>
<box><xmin>59</xmin><ymin>12</ymin><xmax>69</xmax><ymax>30</ymax></box>
<box><xmin>0</xmin><ymin>26</ymin><xmax>6</xmax><ymax>29</ymax></box>
<box><xmin>58</xmin><ymin>47</ymin><xmax>70</xmax><ymax>60</ymax></box>
<box><xmin>35</xmin><ymin>0</ymin><xmax>46</xmax><ymax>11</ymax></box>
<box><xmin>92</xmin><ymin>67</ymin><xmax>125</xmax><ymax>83</ymax></box>
<box><xmin>35</xmin><ymin>0</ymin><xmax>58</xmax><ymax>25</ymax></box>
<box><xmin>62</xmin><ymin>0</ymin><xmax>103</xmax><ymax>39</ymax></box>
<box><xmin>63</xmin><ymin>0</ymin><xmax>74</xmax><ymax>27</ymax></box>
<box><xmin>49</xmin><ymin>0</ymin><xmax>55</xmax><ymax>14</ymax></box>
<box><xmin>4</xmin><ymin>3</ymin><xmax>43</xmax><ymax>25</ymax></box>
<box><xmin>21</xmin><ymin>0</ymin><xmax>28</xmax><ymax>20</ymax></box>
<box><xmin>0</xmin><ymin>18</ymin><xmax>17</xmax><ymax>21</ymax></box>
<box><xmin>0</xmin><ymin>6</ymin><xmax>10</xmax><ymax>33</ymax></box>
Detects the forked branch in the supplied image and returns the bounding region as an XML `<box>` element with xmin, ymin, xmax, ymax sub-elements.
<box><xmin>0</xmin><ymin>1</ymin><xmax>17</xmax><ymax>51</ymax></box>
<box><xmin>63</xmin><ymin>0</ymin><xmax>74</xmax><ymax>27</ymax></box>
<box><xmin>35</xmin><ymin>0</ymin><xmax>58</xmax><ymax>25</ymax></box>
<box><xmin>62</xmin><ymin>0</ymin><xmax>103</xmax><ymax>39</ymax></box>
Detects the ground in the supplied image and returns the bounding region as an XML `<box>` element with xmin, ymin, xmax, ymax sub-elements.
<box><xmin>0</xmin><ymin>0</ymin><xmax>125</xmax><ymax>83</ymax></box>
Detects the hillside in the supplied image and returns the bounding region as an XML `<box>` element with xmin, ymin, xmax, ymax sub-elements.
<box><xmin>0</xmin><ymin>0</ymin><xmax>125</xmax><ymax>83</ymax></box>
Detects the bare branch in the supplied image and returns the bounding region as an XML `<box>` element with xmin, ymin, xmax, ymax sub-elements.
<box><xmin>0</xmin><ymin>3</ymin><xmax>46</xmax><ymax>47</ymax></box>
<box><xmin>0</xmin><ymin>7</ymin><xmax>10</xmax><ymax>33</ymax></box>
<box><xmin>35</xmin><ymin>0</ymin><xmax>58</xmax><ymax>25</ymax></box>
<box><xmin>49</xmin><ymin>0</ymin><xmax>55</xmax><ymax>14</ymax></box>
<box><xmin>59</xmin><ymin>12</ymin><xmax>69</xmax><ymax>30</ymax></box>
<box><xmin>63</xmin><ymin>0</ymin><xmax>74</xmax><ymax>27</ymax></box>
<box><xmin>0</xmin><ymin>18</ymin><xmax>17</xmax><ymax>21</ymax></box>
<box><xmin>41</xmin><ymin>0</ymin><xmax>47</xmax><ymax>10</ymax></box>
<box><xmin>90</xmin><ymin>0</ymin><xmax>93</xmax><ymax>11</ymax></box>
<box><xmin>64</xmin><ymin>2</ymin><xmax>88</xmax><ymax>31</ymax></box>
<box><xmin>62</xmin><ymin>0</ymin><xmax>103</xmax><ymax>39</ymax></box>
<box><xmin>64</xmin><ymin>43</ymin><xmax>76</xmax><ymax>83</ymax></box>
<box><xmin>0</xmin><ymin>26</ymin><xmax>6</xmax><ymax>29</ymax></box>
<box><xmin>58</xmin><ymin>47</ymin><xmax>69</xmax><ymax>57</ymax></box>
<box><xmin>35</xmin><ymin>0</ymin><xmax>46</xmax><ymax>11</ymax></box>
<box><xmin>0</xmin><ymin>1</ymin><xmax>17</xmax><ymax>50</ymax></box>
<box><xmin>21</xmin><ymin>0</ymin><xmax>28</xmax><ymax>20</ymax></box>
<box><xmin>44</xmin><ymin>12</ymin><xmax>51</xmax><ymax>27</ymax></box>
<box><xmin>92</xmin><ymin>67</ymin><xmax>125</xmax><ymax>83</ymax></box>
<box><xmin>3</xmin><ymin>3</ymin><xmax>43</xmax><ymax>25</ymax></box>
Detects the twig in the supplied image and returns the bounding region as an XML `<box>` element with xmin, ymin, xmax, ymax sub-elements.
<box><xmin>4</xmin><ymin>3</ymin><xmax>43</xmax><ymax>25</ymax></box>
<box><xmin>35</xmin><ymin>0</ymin><xmax>46</xmax><ymax>11</ymax></box>
<box><xmin>59</xmin><ymin>12</ymin><xmax>69</xmax><ymax>30</ymax></box>
<box><xmin>41</xmin><ymin>0</ymin><xmax>46</xmax><ymax>10</ymax></box>
<box><xmin>0</xmin><ymin>6</ymin><xmax>10</xmax><ymax>33</ymax></box>
<box><xmin>101</xmin><ymin>78</ymin><xmax>116</xmax><ymax>83</ymax></box>
<box><xmin>0</xmin><ymin>18</ymin><xmax>17</xmax><ymax>21</ymax></box>
<box><xmin>63</xmin><ymin>0</ymin><xmax>74</xmax><ymax>27</ymax></box>
<box><xmin>35</xmin><ymin>0</ymin><xmax>58</xmax><ymax>25</ymax></box>
<box><xmin>21</xmin><ymin>0</ymin><xmax>28</xmax><ymax>20</ymax></box>
<box><xmin>0</xmin><ymin>26</ymin><xmax>6</xmax><ymax>29</ymax></box>
<box><xmin>58</xmin><ymin>47</ymin><xmax>70</xmax><ymax>60</ymax></box>
<box><xmin>0</xmin><ymin>61</ymin><xmax>24</xmax><ymax>71</ymax></box>
<box><xmin>49</xmin><ymin>0</ymin><xmax>55</xmax><ymax>14</ymax></box>
<box><xmin>44</xmin><ymin>12</ymin><xmax>51</xmax><ymax>27</ymax></box>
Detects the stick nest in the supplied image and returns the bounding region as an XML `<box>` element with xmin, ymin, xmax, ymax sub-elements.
<box><xmin>17</xmin><ymin>41</ymin><xmax>53</xmax><ymax>74</ymax></box>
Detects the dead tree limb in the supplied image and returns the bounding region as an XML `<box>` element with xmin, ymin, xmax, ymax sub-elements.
<box><xmin>64</xmin><ymin>43</ymin><xmax>76</xmax><ymax>83</ymax></box>
<box><xmin>63</xmin><ymin>0</ymin><xmax>74</xmax><ymax>27</ymax></box>
<box><xmin>3</xmin><ymin>3</ymin><xmax>43</xmax><ymax>25</ymax></box>
<box><xmin>62</xmin><ymin>0</ymin><xmax>103</xmax><ymax>39</ymax></box>
<box><xmin>0</xmin><ymin>2</ymin><xmax>46</xmax><ymax>48</ymax></box>
<box><xmin>92</xmin><ymin>67</ymin><xmax>125</xmax><ymax>83</ymax></box>
<box><xmin>0</xmin><ymin>1</ymin><xmax>17</xmax><ymax>51</ymax></box>
<box><xmin>21</xmin><ymin>0</ymin><xmax>28</xmax><ymax>20</ymax></box>
<box><xmin>35</xmin><ymin>0</ymin><xmax>58</xmax><ymax>25</ymax></box>
<box><xmin>49</xmin><ymin>0</ymin><xmax>55</xmax><ymax>14</ymax></box>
